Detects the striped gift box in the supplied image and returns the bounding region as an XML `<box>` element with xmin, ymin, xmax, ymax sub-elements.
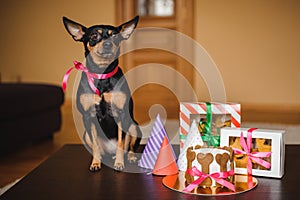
<box><xmin>179</xmin><ymin>102</ymin><xmax>241</xmax><ymax>152</ymax></box>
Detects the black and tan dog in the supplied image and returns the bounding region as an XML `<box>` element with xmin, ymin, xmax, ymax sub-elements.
<box><xmin>62</xmin><ymin>16</ymin><xmax>142</xmax><ymax>172</ymax></box>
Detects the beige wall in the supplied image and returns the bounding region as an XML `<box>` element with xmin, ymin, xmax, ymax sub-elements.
<box><xmin>1</xmin><ymin>0</ymin><xmax>299</xmax><ymax>106</ymax></box>
<box><xmin>194</xmin><ymin>0</ymin><xmax>300</xmax><ymax>105</ymax></box>
<box><xmin>0</xmin><ymin>0</ymin><xmax>115</xmax><ymax>99</ymax></box>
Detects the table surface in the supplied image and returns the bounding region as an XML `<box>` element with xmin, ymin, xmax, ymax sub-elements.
<box><xmin>1</xmin><ymin>144</ymin><xmax>299</xmax><ymax>200</ymax></box>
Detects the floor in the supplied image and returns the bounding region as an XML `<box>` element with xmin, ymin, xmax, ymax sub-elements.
<box><xmin>1</xmin><ymin>100</ymin><xmax>300</xmax><ymax>188</ymax></box>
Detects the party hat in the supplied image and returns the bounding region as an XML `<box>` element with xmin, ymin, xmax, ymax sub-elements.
<box><xmin>138</xmin><ymin>114</ymin><xmax>175</xmax><ymax>169</ymax></box>
<box><xmin>177</xmin><ymin>120</ymin><xmax>204</xmax><ymax>171</ymax></box>
<box><xmin>152</xmin><ymin>136</ymin><xmax>178</xmax><ymax>176</ymax></box>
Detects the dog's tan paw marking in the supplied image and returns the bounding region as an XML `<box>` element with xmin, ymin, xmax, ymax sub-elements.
<box><xmin>89</xmin><ymin>163</ymin><xmax>101</xmax><ymax>172</ymax></box>
<box><xmin>127</xmin><ymin>151</ymin><xmax>137</xmax><ymax>163</ymax></box>
<box><xmin>114</xmin><ymin>162</ymin><xmax>124</xmax><ymax>171</ymax></box>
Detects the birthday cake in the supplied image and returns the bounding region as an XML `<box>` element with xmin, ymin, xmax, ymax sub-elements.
<box><xmin>183</xmin><ymin>145</ymin><xmax>235</xmax><ymax>193</ymax></box>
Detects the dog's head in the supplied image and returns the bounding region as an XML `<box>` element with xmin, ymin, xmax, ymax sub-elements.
<box><xmin>63</xmin><ymin>16</ymin><xmax>139</xmax><ymax>70</ymax></box>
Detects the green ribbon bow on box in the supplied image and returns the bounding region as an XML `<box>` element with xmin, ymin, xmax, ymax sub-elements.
<box><xmin>199</xmin><ymin>102</ymin><xmax>220</xmax><ymax>147</ymax></box>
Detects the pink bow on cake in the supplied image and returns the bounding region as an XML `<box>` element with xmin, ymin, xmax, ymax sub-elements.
<box><xmin>183</xmin><ymin>166</ymin><xmax>235</xmax><ymax>192</ymax></box>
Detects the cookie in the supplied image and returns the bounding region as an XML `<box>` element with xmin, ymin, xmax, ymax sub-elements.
<box><xmin>256</xmin><ymin>138</ymin><xmax>271</xmax><ymax>170</ymax></box>
<box><xmin>185</xmin><ymin>147</ymin><xmax>196</xmax><ymax>184</ymax></box>
<box><xmin>197</xmin><ymin>153</ymin><xmax>213</xmax><ymax>187</ymax></box>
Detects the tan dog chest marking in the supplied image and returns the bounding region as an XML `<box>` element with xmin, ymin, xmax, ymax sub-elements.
<box><xmin>80</xmin><ymin>94</ymin><xmax>101</xmax><ymax>111</ymax></box>
<box><xmin>103</xmin><ymin>92</ymin><xmax>127</xmax><ymax>109</ymax></box>
<box><xmin>103</xmin><ymin>92</ymin><xmax>112</xmax><ymax>102</ymax></box>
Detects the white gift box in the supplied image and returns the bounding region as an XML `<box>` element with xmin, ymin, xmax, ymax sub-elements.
<box><xmin>220</xmin><ymin>127</ymin><xmax>285</xmax><ymax>178</ymax></box>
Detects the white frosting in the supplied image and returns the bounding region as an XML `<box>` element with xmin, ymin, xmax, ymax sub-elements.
<box><xmin>190</xmin><ymin>148</ymin><xmax>231</xmax><ymax>174</ymax></box>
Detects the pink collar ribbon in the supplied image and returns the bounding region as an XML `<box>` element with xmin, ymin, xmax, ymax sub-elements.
<box><xmin>183</xmin><ymin>166</ymin><xmax>235</xmax><ymax>192</ymax></box>
<box><xmin>232</xmin><ymin>128</ymin><xmax>272</xmax><ymax>175</ymax></box>
<box><xmin>62</xmin><ymin>61</ymin><xmax>119</xmax><ymax>96</ymax></box>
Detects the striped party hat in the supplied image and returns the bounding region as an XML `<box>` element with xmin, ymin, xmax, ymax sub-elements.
<box><xmin>138</xmin><ymin>114</ymin><xmax>175</xmax><ymax>169</ymax></box>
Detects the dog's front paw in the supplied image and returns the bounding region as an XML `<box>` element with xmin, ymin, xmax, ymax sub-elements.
<box><xmin>127</xmin><ymin>151</ymin><xmax>137</xmax><ymax>163</ymax></box>
<box><xmin>89</xmin><ymin>162</ymin><xmax>101</xmax><ymax>172</ymax></box>
<box><xmin>114</xmin><ymin>162</ymin><xmax>124</xmax><ymax>171</ymax></box>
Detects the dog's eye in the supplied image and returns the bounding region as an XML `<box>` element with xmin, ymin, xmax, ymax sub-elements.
<box><xmin>90</xmin><ymin>33</ymin><xmax>100</xmax><ymax>41</ymax></box>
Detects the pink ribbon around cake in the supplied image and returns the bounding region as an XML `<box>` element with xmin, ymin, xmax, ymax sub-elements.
<box><xmin>183</xmin><ymin>166</ymin><xmax>235</xmax><ymax>192</ymax></box>
<box><xmin>62</xmin><ymin>61</ymin><xmax>119</xmax><ymax>96</ymax></box>
<box><xmin>232</xmin><ymin>128</ymin><xmax>272</xmax><ymax>175</ymax></box>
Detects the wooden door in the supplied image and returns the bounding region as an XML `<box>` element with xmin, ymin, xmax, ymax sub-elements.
<box><xmin>116</xmin><ymin>0</ymin><xmax>195</xmax><ymax>124</ymax></box>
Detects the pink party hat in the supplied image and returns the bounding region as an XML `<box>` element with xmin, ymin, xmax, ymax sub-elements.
<box><xmin>152</xmin><ymin>136</ymin><xmax>178</xmax><ymax>176</ymax></box>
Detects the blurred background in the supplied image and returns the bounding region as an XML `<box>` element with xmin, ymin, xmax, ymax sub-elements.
<box><xmin>1</xmin><ymin>0</ymin><xmax>299</xmax><ymax>124</ymax></box>
<box><xmin>0</xmin><ymin>0</ymin><xmax>300</xmax><ymax>189</ymax></box>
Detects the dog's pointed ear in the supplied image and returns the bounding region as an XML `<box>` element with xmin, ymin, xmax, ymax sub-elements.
<box><xmin>63</xmin><ymin>16</ymin><xmax>86</xmax><ymax>42</ymax></box>
<box><xmin>118</xmin><ymin>16</ymin><xmax>139</xmax><ymax>40</ymax></box>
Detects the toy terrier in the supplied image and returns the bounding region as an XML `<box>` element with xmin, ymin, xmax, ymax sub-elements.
<box><xmin>62</xmin><ymin>16</ymin><xmax>142</xmax><ymax>172</ymax></box>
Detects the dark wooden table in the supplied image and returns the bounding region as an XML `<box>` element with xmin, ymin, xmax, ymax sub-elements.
<box><xmin>1</xmin><ymin>144</ymin><xmax>299</xmax><ymax>200</ymax></box>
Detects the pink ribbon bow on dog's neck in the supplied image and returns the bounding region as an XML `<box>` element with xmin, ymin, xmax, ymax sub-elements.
<box><xmin>62</xmin><ymin>61</ymin><xmax>119</xmax><ymax>96</ymax></box>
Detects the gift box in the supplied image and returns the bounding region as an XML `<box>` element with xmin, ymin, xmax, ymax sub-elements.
<box><xmin>179</xmin><ymin>102</ymin><xmax>241</xmax><ymax>151</ymax></box>
<box><xmin>220</xmin><ymin>127</ymin><xmax>285</xmax><ymax>178</ymax></box>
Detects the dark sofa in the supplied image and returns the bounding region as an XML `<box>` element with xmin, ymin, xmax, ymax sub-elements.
<box><xmin>0</xmin><ymin>83</ymin><xmax>64</xmax><ymax>155</ymax></box>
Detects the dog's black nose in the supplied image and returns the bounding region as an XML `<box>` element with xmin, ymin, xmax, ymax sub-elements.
<box><xmin>103</xmin><ymin>41</ymin><xmax>113</xmax><ymax>49</ymax></box>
